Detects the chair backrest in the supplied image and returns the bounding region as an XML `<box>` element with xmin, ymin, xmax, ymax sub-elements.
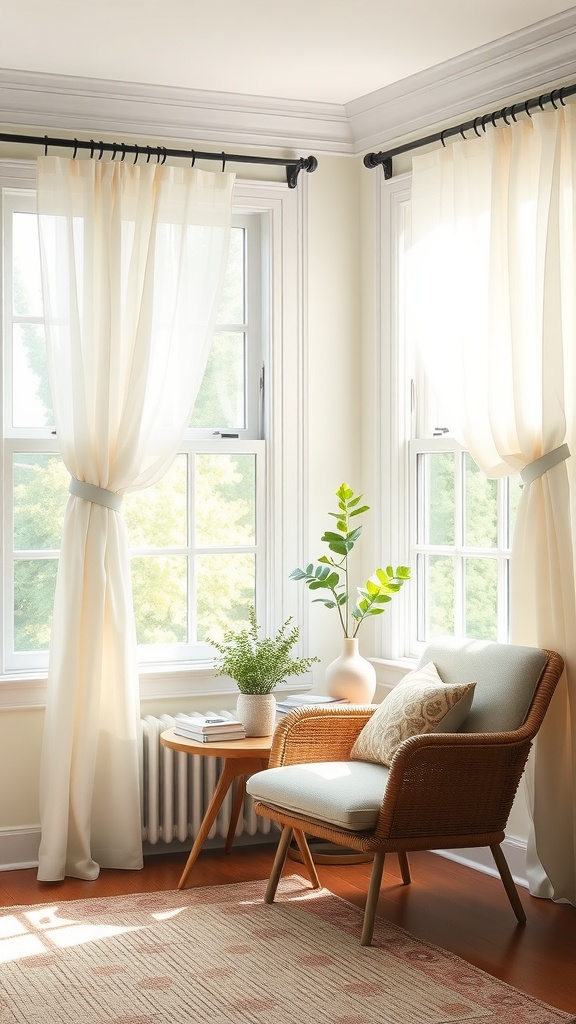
<box><xmin>417</xmin><ymin>637</ymin><xmax>551</xmax><ymax>734</ymax></box>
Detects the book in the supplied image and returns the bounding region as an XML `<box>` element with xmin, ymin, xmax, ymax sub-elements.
<box><xmin>174</xmin><ymin>726</ymin><xmax>246</xmax><ymax>742</ymax></box>
<box><xmin>275</xmin><ymin>694</ymin><xmax>348</xmax><ymax>716</ymax></box>
<box><xmin>174</xmin><ymin>712</ymin><xmax>243</xmax><ymax>733</ymax></box>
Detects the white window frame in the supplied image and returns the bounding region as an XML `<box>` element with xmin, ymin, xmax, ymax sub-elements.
<box><xmin>373</xmin><ymin>171</ymin><xmax>515</xmax><ymax>678</ymax></box>
<box><xmin>0</xmin><ymin>161</ymin><xmax>310</xmax><ymax>707</ymax></box>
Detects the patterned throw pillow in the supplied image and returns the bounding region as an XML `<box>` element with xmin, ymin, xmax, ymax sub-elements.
<box><xmin>351</xmin><ymin>662</ymin><xmax>476</xmax><ymax>767</ymax></box>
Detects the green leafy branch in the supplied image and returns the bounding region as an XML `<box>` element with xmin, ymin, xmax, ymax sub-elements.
<box><xmin>290</xmin><ymin>483</ymin><xmax>411</xmax><ymax>638</ymax></box>
<box><xmin>211</xmin><ymin>606</ymin><xmax>319</xmax><ymax>694</ymax></box>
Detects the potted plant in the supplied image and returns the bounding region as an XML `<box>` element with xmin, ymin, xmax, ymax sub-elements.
<box><xmin>290</xmin><ymin>482</ymin><xmax>410</xmax><ymax>702</ymax></box>
<box><xmin>211</xmin><ymin>606</ymin><xmax>319</xmax><ymax>735</ymax></box>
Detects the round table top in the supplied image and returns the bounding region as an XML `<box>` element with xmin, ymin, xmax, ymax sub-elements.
<box><xmin>160</xmin><ymin>727</ymin><xmax>273</xmax><ymax>758</ymax></box>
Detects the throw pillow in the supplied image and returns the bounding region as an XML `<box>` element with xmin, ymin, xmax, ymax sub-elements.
<box><xmin>351</xmin><ymin>662</ymin><xmax>475</xmax><ymax>767</ymax></box>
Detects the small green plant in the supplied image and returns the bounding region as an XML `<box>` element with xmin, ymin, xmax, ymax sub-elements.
<box><xmin>290</xmin><ymin>482</ymin><xmax>411</xmax><ymax>638</ymax></box>
<box><xmin>211</xmin><ymin>606</ymin><xmax>319</xmax><ymax>694</ymax></box>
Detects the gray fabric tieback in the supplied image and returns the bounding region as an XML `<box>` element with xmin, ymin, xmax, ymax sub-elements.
<box><xmin>521</xmin><ymin>443</ymin><xmax>571</xmax><ymax>486</ymax></box>
<box><xmin>69</xmin><ymin>477</ymin><xmax>123</xmax><ymax>512</ymax></box>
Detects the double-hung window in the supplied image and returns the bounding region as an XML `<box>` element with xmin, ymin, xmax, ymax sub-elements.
<box><xmin>1</xmin><ymin>169</ymin><xmax>275</xmax><ymax>676</ymax></box>
<box><xmin>378</xmin><ymin>175</ymin><xmax>521</xmax><ymax>662</ymax></box>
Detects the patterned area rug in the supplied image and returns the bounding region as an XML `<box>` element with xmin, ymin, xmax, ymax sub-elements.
<box><xmin>0</xmin><ymin>875</ymin><xmax>573</xmax><ymax>1024</ymax></box>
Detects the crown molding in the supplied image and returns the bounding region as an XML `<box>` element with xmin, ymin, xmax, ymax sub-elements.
<box><xmin>0</xmin><ymin>69</ymin><xmax>353</xmax><ymax>155</ymax></box>
<box><xmin>347</xmin><ymin>8</ymin><xmax>576</xmax><ymax>154</ymax></box>
<box><xmin>0</xmin><ymin>10</ymin><xmax>575</xmax><ymax>160</ymax></box>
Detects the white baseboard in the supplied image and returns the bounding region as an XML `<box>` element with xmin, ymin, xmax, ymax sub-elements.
<box><xmin>434</xmin><ymin>836</ymin><xmax>528</xmax><ymax>889</ymax></box>
<box><xmin>0</xmin><ymin>825</ymin><xmax>528</xmax><ymax>889</ymax></box>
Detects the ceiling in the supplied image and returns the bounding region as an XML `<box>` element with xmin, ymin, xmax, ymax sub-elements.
<box><xmin>0</xmin><ymin>1</ymin><xmax>573</xmax><ymax>106</ymax></box>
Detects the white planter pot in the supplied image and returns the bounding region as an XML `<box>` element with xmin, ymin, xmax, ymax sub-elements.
<box><xmin>236</xmin><ymin>693</ymin><xmax>276</xmax><ymax>736</ymax></box>
<box><xmin>325</xmin><ymin>637</ymin><xmax>377</xmax><ymax>703</ymax></box>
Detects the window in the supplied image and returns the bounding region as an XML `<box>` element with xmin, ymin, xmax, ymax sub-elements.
<box><xmin>1</xmin><ymin>175</ymin><xmax>273</xmax><ymax>674</ymax></box>
<box><xmin>377</xmin><ymin>175</ymin><xmax>521</xmax><ymax>661</ymax></box>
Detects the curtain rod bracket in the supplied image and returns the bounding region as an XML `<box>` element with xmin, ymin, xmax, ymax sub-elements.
<box><xmin>363</xmin><ymin>153</ymin><xmax>392</xmax><ymax>179</ymax></box>
<box><xmin>286</xmin><ymin>155</ymin><xmax>318</xmax><ymax>188</ymax></box>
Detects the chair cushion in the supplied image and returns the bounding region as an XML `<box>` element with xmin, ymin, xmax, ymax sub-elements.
<box><xmin>418</xmin><ymin>638</ymin><xmax>548</xmax><ymax>733</ymax></box>
<box><xmin>350</xmin><ymin>662</ymin><xmax>475</xmax><ymax>767</ymax></box>
<box><xmin>246</xmin><ymin>760</ymin><xmax>389</xmax><ymax>831</ymax></box>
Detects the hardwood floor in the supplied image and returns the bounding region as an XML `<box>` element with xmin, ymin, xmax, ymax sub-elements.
<box><xmin>0</xmin><ymin>843</ymin><xmax>575</xmax><ymax>1014</ymax></box>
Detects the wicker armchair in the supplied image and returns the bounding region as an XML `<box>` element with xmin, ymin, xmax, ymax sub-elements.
<box><xmin>247</xmin><ymin>638</ymin><xmax>564</xmax><ymax>946</ymax></box>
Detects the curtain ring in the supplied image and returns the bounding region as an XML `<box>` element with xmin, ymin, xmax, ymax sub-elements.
<box><xmin>538</xmin><ymin>93</ymin><xmax>546</xmax><ymax>111</ymax></box>
<box><xmin>44</xmin><ymin>135</ymin><xmax>49</xmax><ymax>156</ymax></box>
<box><xmin>133</xmin><ymin>146</ymin><xmax>139</xmax><ymax>165</ymax></box>
<box><xmin>121</xmin><ymin>143</ymin><xmax>127</xmax><ymax>161</ymax></box>
<box><xmin>473</xmin><ymin>117</ymin><xmax>481</xmax><ymax>137</ymax></box>
<box><xmin>221</xmin><ymin>151</ymin><xmax>226</xmax><ymax>171</ymax></box>
<box><xmin>491</xmin><ymin>111</ymin><xmax>499</xmax><ymax>128</ymax></box>
<box><xmin>501</xmin><ymin>107</ymin><xmax>510</xmax><ymax>125</ymax></box>
<box><xmin>559</xmin><ymin>86</ymin><xmax>567</xmax><ymax>106</ymax></box>
<box><xmin>111</xmin><ymin>143</ymin><xmax>118</xmax><ymax>161</ymax></box>
<box><xmin>510</xmin><ymin>104</ymin><xmax>518</xmax><ymax>123</ymax></box>
<box><xmin>146</xmin><ymin>146</ymin><xmax>152</xmax><ymax>163</ymax></box>
<box><xmin>161</xmin><ymin>148</ymin><xmax>167</xmax><ymax>164</ymax></box>
<box><xmin>524</xmin><ymin>99</ymin><xmax>533</xmax><ymax>118</ymax></box>
<box><xmin>98</xmin><ymin>142</ymin><xmax>104</xmax><ymax>160</ymax></box>
<box><xmin>460</xmin><ymin>125</ymin><xmax>467</xmax><ymax>140</ymax></box>
<box><xmin>89</xmin><ymin>140</ymin><xmax>95</xmax><ymax>159</ymax></box>
<box><xmin>190</xmin><ymin>150</ymin><xmax>196</xmax><ymax>167</ymax></box>
<box><xmin>481</xmin><ymin>113</ymin><xmax>489</xmax><ymax>132</ymax></box>
<box><xmin>72</xmin><ymin>139</ymin><xmax>78</xmax><ymax>159</ymax></box>
<box><xmin>440</xmin><ymin>128</ymin><xmax>447</xmax><ymax>147</ymax></box>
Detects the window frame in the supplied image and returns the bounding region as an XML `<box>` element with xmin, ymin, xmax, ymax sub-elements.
<box><xmin>374</xmin><ymin>170</ymin><xmax>516</xmax><ymax>670</ymax></box>
<box><xmin>0</xmin><ymin>161</ymin><xmax>310</xmax><ymax>705</ymax></box>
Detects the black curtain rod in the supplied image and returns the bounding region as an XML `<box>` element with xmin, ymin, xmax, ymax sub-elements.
<box><xmin>364</xmin><ymin>81</ymin><xmax>576</xmax><ymax>180</ymax></box>
<box><xmin>0</xmin><ymin>130</ymin><xmax>318</xmax><ymax>188</ymax></box>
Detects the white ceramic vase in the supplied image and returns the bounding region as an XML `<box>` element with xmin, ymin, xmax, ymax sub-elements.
<box><xmin>325</xmin><ymin>637</ymin><xmax>377</xmax><ymax>703</ymax></box>
<box><xmin>236</xmin><ymin>693</ymin><xmax>276</xmax><ymax>736</ymax></box>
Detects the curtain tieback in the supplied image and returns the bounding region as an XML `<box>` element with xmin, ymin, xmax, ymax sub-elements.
<box><xmin>69</xmin><ymin>477</ymin><xmax>123</xmax><ymax>512</ymax></box>
<box><xmin>521</xmin><ymin>443</ymin><xmax>571</xmax><ymax>486</ymax></box>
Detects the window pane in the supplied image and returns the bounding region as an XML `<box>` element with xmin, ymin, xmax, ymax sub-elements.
<box><xmin>421</xmin><ymin>452</ymin><xmax>454</xmax><ymax>545</ymax></box>
<box><xmin>14</xmin><ymin>558</ymin><xmax>57</xmax><ymax>651</ymax></box>
<box><xmin>131</xmin><ymin>555</ymin><xmax>187</xmax><ymax>644</ymax></box>
<box><xmin>195</xmin><ymin>453</ymin><xmax>255</xmax><ymax>547</ymax></box>
<box><xmin>124</xmin><ymin>457</ymin><xmax>187</xmax><ymax>548</ymax></box>
<box><xmin>465</xmin><ymin>453</ymin><xmax>497</xmax><ymax>547</ymax></box>
<box><xmin>465</xmin><ymin>557</ymin><xmax>497</xmax><ymax>640</ymax></box>
<box><xmin>12</xmin><ymin>212</ymin><xmax>43</xmax><ymax>317</ymax></box>
<box><xmin>419</xmin><ymin>553</ymin><xmax>455</xmax><ymax>639</ymax></box>
<box><xmin>196</xmin><ymin>552</ymin><xmax>255</xmax><ymax>643</ymax></box>
<box><xmin>215</xmin><ymin>226</ymin><xmax>245</xmax><ymax>324</ymax></box>
<box><xmin>189</xmin><ymin>331</ymin><xmax>245</xmax><ymax>429</ymax></box>
<box><xmin>12</xmin><ymin>323</ymin><xmax>54</xmax><ymax>428</ymax></box>
<box><xmin>13</xmin><ymin>454</ymin><xmax>68</xmax><ymax>550</ymax></box>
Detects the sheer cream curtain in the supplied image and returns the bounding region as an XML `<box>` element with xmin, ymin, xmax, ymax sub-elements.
<box><xmin>409</xmin><ymin>106</ymin><xmax>576</xmax><ymax>905</ymax></box>
<box><xmin>36</xmin><ymin>157</ymin><xmax>234</xmax><ymax>880</ymax></box>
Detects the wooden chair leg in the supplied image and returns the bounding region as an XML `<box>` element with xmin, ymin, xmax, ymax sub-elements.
<box><xmin>490</xmin><ymin>842</ymin><xmax>526</xmax><ymax>924</ymax></box>
<box><xmin>361</xmin><ymin>851</ymin><xmax>386</xmax><ymax>946</ymax></box>
<box><xmin>292</xmin><ymin>829</ymin><xmax>321</xmax><ymax>889</ymax></box>
<box><xmin>397</xmin><ymin>850</ymin><xmax>411</xmax><ymax>885</ymax></box>
<box><xmin>265</xmin><ymin>825</ymin><xmax>293</xmax><ymax>904</ymax></box>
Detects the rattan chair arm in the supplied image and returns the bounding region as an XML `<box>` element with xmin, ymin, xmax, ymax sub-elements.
<box><xmin>269</xmin><ymin>704</ymin><xmax>376</xmax><ymax>767</ymax></box>
<box><xmin>375</xmin><ymin>729</ymin><xmax>532</xmax><ymax>841</ymax></box>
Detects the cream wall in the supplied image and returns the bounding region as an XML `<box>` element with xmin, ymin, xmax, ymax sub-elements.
<box><xmin>0</xmin><ymin>140</ymin><xmax>363</xmax><ymax>840</ymax></box>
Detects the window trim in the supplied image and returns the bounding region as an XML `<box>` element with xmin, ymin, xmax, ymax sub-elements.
<box><xmin>0</xmin><ymin>161</ymin><xmax>310</xmax><ymax>704</ymax></box>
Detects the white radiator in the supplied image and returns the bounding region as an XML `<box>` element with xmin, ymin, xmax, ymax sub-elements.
<box><xmin>140</xmin><ymin>714</ymin><xmax>272</xmax><ymax>846</ymax></box>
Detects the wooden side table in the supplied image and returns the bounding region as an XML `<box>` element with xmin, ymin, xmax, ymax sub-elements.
<box><xmin>160</xmin><ymin>728</ymin><xmax>272</xmax><ymax>889</ymax></box>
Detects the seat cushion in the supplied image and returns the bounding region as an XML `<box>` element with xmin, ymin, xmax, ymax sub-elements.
<box><xmin>350</xmin><ymin>662</ymin><xmax>475</xmax><ymax>767</ymax></box>
<box><xmin>418</xmin><ymin>638</ymin><xmax>548</xmax><ymax>733</ymax></box>
<box><xmin>246</xmin><ymin>760</ymin><xmax>389</xmax><ymax>831</ymax></box>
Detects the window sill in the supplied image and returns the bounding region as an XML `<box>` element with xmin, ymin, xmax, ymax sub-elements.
<box><xmin>0</xmin><ymin>666</ymin><xmax>314</xmax><ymax>710</ymax></box>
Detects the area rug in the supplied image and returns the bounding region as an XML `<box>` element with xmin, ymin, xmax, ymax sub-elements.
<box><xmin>0</xmin><ymin>876</ymin><xmax>573</xmax><ymax>1024</ymax></box>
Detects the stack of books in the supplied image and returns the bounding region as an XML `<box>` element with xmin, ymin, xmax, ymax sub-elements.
<box><xmin>173</xmin><ymin>712</ymin><xmax>246</xmax><ymax>742</ymax></box>
<box><xmin>275</xmin><ymin>694</ymin><xmax>348</xmax><ymax>718</ymax></box>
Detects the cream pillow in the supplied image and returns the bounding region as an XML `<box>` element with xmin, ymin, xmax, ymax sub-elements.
<box><xmin>351</xmin><ymin>662</ymin><xmax>475</xmax><ymax>767</ymax></box>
